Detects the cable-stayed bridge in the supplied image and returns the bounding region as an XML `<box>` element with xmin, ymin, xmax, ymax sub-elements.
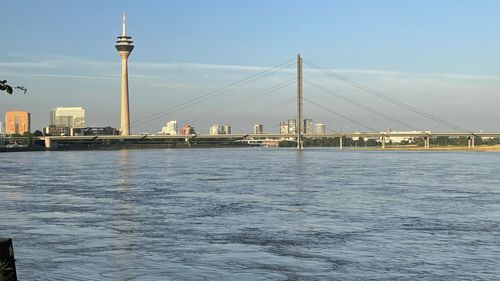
<box><xmin>36</xmin><ymin>55</ymin><xmax>500</xmax><ymax>150</ymax></box>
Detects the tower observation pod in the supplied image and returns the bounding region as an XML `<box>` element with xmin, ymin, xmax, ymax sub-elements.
<box><xmin>115</xmin><ymin>12</ymin><xmax>134</xmax><ymax>135</ymax></box>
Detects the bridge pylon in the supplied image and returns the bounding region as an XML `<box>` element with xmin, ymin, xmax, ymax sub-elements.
<box><xmin>297</xmin><ymin>54</ymin><xmax>304</xmax><ymax>150</ymax></box>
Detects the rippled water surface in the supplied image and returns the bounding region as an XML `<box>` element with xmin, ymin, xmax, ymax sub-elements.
<box><xmin>1</xmin><ymin>148</ymin><xmax>500</xmax><ymax>280</ymax></box>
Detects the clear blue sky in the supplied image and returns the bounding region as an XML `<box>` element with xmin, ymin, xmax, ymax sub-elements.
<box><xmin>1</xmin><ymin>0</ymin><xmax>500</xmax><ymax>132</ymax></box>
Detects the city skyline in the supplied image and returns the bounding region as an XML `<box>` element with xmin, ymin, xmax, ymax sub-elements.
<box><xmin>1</xmin><ymin>1</ymin><xmax>500</xmax><ymax>133</ymax></box>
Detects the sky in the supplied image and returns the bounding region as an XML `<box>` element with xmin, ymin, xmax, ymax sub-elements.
<box><xmin>1</xmin><ymin>0</ymin><xmax>500</xmax><ymax>133</ymax></box>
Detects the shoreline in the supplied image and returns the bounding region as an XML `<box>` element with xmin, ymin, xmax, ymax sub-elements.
<box><xmin>2</xmin><ymin>144</ymin><xmax>500</xmax><ymax>152</ymax></box>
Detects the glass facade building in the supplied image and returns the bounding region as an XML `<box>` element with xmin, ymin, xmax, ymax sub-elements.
<box><xmin>50</xmin><ymin>107</ymin><xmax>85</xmax><ymax>128</ymax></box>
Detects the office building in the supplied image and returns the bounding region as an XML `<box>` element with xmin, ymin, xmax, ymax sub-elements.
<box><xmin>72</xmin><ymin>127</ymin><xmax>120</xmax><ymax>136</ymax></box>
<box><xmin>253</xmin><ymin>124</ymin><xmax>263</xmax><ymax>134</ymax></box>
<box><xmin>287</xmin><ymin>119</ymin><xmax>296</xmax><ymax>134</ymax></box>
<box><xmin>304</xmin><ymin>119</ymin><xmax>313</xmax><ymax>134</ymax></box>
<box><xmin>5</xmin><ymin>111</ymin><xmax>30</xmax><ymax>135</ymax></box>
<box><xmin>222</xmin><ymin>125</ymin><xmax>231</xmax><ymax>135</ymax></box>
<box><xmin>280</xmin><ymin>119</ymin><xmax>297</xmax><ymax>134</ymax></box>
<box><xmin>43</xmin><ymin>125</ymin><xmax>70</xmax><ymax>136</ymax></box>
<box><xmin>180</xmin><ymin>124</ymin><xmax>195</xmax><ymax>135</ymax></box>
<box><xmin>209</xmin><ymin>125</ymin><xmax>221</xmax><ymax>135</ymax></box>
<box><xmin>50</xmin><ymin>107</ymin><xmax>85</xmax><ymax>128</ymax></box>
<box><xmin>315</xmin><ymin>123</ymin><xmax>326</xmax><ymax>134</ymax></box>
<box><xmin>0</xmin><ymin>121</ymin><xmax>3</xmax><ymax>134</ymax></box>
<box><xmin>161</xmin><ymin>120</ymin><xmax>178</xmax><ymax>135</ymax></box>
<box><xmin>279</xmin><ymin>121</ymin><xmax>289</xmax><ymax>134</ymax></box>
<box><xmin>209</xmin><ymin>124</ymin><xmax>231</xmax><ymax>135</ymax></box>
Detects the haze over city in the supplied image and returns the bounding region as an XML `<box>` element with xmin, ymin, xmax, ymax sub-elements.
<box><xmin>1</xmin><ymin>0</ymin><xmax>500</xmax><ymax>133</ymax></box>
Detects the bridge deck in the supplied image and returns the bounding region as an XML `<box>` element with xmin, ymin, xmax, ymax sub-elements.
<box><xmin>31</xmin><ymin>132</ymin><xmax>500</xmax><ymax>142</ymax></box>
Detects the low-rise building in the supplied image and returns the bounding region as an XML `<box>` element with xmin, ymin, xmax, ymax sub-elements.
<box><xmin>380</xmin><ymin>130</ymin><xmax>423</xmax><ymax>144</ymax></box>
<box><xmin>43</xmin><ymin>125</ymin><xmax>70</xmax><ymax>136</ymax></box>
<box><xmin>72</xmin><ymin>127</ymin><xmax>120</xmax><ymax>136</ymax></box>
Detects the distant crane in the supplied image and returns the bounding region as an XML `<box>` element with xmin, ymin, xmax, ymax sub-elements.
<box><xmin>0</xmin><ymin>80</ymin><xmax>27</xmax><ymax>95</ymax></box>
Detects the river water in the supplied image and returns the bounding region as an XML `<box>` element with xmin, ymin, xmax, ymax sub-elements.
<box><xmin>1</xmin><ymin>148</ymin><xmax>499</xmax><ymax>280</ymax></box>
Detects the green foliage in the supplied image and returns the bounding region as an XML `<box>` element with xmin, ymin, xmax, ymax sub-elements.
<box><xmin>366</xmin><ymin>139</ymin><xmax>379</xmax><ymax>146</ymax></box>
<box><xmin>357</xmin><ymin>137</ymin><xmax>365</xmax><ymax>147</ymax></box>
<box><xmin>436</xmin><ymin>136</ymin><xmax>449</xmax><ymax>146</ymax></box>
<box><xmin>278</xmin><ymin>140</ymin><xmax>296</xmax><ymax>147</ymax></box>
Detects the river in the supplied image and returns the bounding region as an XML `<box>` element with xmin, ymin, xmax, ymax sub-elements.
<box><xmin>1</xmin><ymin>148</ymin><xmax>499</xmax><ymax>280</ymax></box>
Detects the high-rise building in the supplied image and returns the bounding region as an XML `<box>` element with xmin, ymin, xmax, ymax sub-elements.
<box><xmin>115</xmin><ymin>13</ymin><xmax>134</xmax><ymax>135</ymax></box>
<box><xmin>280</xmin><ymin>119</ymin><xmax>298</xmax><ymax>134</ymax></box>
<box><xmin>209</xmin><ymin>125</ymin><xmax>221</xmax><ymax>135</ymax></box>
<box><xmin>304</xmin><ymin>119</ymin><xmax>313</xmax><ymax>134</ymax></box>
<box><xmin>180</xmin><ymin>124</ymin><xmax>195</xmax><ymax>135</ymax></box>
<box><xmin>161</xmin><ymin>120</ymin><xmax>177</xmax><ymax>135</ymax></box>
<box><xmin>279</xmin><ymin>121</ymin><xmax>288</xmax><ymax>134</ymax></box>
<box><xmin>253</xmin><ymin>124</ymin><xmax>263</xmax><ymax>134</ymax></box>
<box><xmin>50</xmin><ymin>107</ymin><xmax>85</xmax><ymax>128</ymax></box>
<box><xmin>315</xmin><ymin>123</ymin><xmax>326</xmax><ymax>134</ymax></box>
<box><xmin>222</xmin><ymin>125</ymin><xmax>231</xmax><ymax>135</ymax></box>
<box><xmin>210</xmin><ymin>124</ymin><xmax>231</xmax><ymax>135</ymax></box>
<box><xmin>287</xmin><ymin>119</ymin><xmax>296</xmax><ymax>134</ymax></box>
<box><xmin>5</xmin><ymin>111</ymin><xmax>30</xmax><ymax>135</ymax></box>
<box><xmin>0</xmin><ymin>121</ymin><xmax>3</xmax><ymax>134</ymax></box>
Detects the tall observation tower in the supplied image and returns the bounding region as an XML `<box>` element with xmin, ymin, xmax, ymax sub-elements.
<box><xmin>115</xmin><ymin>13</ymin><xmax>134</xmax><ymax>135</ymax></box>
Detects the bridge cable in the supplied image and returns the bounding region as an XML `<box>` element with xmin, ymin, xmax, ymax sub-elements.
<box><xmin>184</xmin><ymin>78</ymin><xmax>295</xmax><ymax>124</ymax></box>
<box><xmin>304</xmin><ymin>79</ymin><xmax>420</xmax><ymax>131</ymax></box>
<box><xmin>303</xmin><ymin>59</ymin><xmax>476</xmax><ymax>134</ymax></box>
<box><xmin>241</xmin><ymin>96</ymin><xmax>296</xmax><ymax>121</ymax></box>
<box><xmin>132</xmin><ymin>60</ymin><xmax>295</xmax><ymax>128</ymax></box>
<box><xmin>304</xmin><ymin>97</ymin><xmax>378</xmax><ymax>132</ymax></box>
<box><xmin>131</xmin><ymin>58</ymin><xmax>295</xmax><ymax>129</ymax></box>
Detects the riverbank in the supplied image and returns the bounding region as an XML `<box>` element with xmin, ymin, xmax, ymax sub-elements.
<box><xmin>371</xmin><ymin>144</ymin><xmax>500</xmax><ymax>152</ymax></box>
<box><xmin>2</xmin><ymin>144</ymin><xmax>500</xmax><ymax>152</ymax></box>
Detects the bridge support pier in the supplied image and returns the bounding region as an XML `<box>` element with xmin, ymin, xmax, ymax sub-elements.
<box><xmin>339</xmin><ymin>136</ymin><xmax>343</xmax><ymax>150</ymax></box>
<box><xmin>382</xmin><ymin>136</ymin><xmax>386</xmax><ymax>149</ymax></box>
<box><xmin>468</xmin><ymin>136</ymin><xmax>475</xmax><ymax>149</ymax></box>
<box><xmin>424</xmin><ymin>136</ymin><xmax>430</xmax><ymax>149</ymax></box>
<box><xmin>44</xmin><ymin>138</ymin><xmax>58</xmax><ymax>149</ymax></box>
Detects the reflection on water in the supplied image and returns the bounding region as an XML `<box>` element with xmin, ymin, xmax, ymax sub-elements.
<box><xmin>1</xmin><ymin>148</ymin><xmax>500</xmax><ymax>280</ymax></box>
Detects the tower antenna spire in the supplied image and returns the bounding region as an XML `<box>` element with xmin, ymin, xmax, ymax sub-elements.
<box><xmin>122</xmin><ymin>11</ymin><xmax>126</xmax><ymax>36</ymax></box>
